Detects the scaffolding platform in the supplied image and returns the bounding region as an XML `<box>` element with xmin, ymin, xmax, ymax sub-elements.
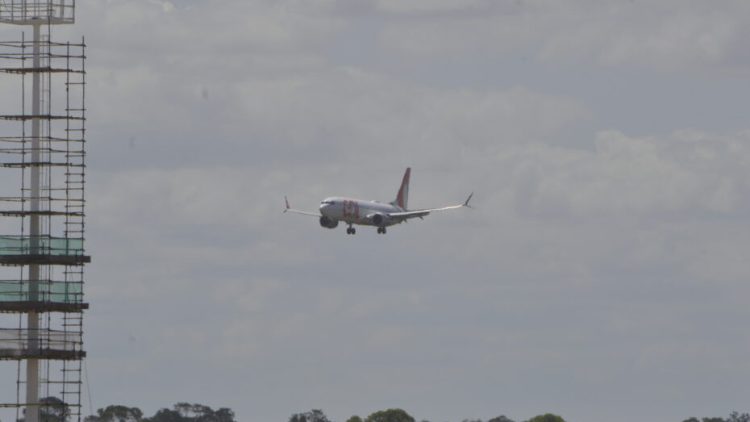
<box><xmin>0</xmin><ymin>255</ymin><xmax>89</xmax><ymax>266</ymax></box>
<box><xmin>0</xmin><ymin>66</ymin><xmax>85</xmax><ymax>74</ymax></box>
<box><xmin>0</xmin><ymin>114</ymin><xmax>85</xmax><ymax>121</ymax></box>
<box><xmin>0</xmin><ymin>210</ymin><xmax>84</xmax><ymax>217</ymax></box>
<box><xmin>0</xmin><ymin>301</ymin><xmax>87</xmax><ymax>312</ymax></box>
<box><xmin>0</xmin><ymin>348</ymin><xmax>85</xmax><ymax>360</ymax></box>
<box><xmin>1</xmin><ymin>161</ymin><xmax>86</xmax><ymax>167</ymax></box>
<box><xmin>0</xmin><ymin>236</ymin><xmax>89</xmax><ymax>265</ymax></box>
<box><xmin>0</xmin><ymin>235</ymin><xmax>85</xmax><ymax>254</ymax></box>
<box><xmin>0</xmin><ymin>329</ymin><xmax>84</xmax><ymax>360</ymax></box>
<box><xmin>0</xmin><ymin>279</ymin><xmax>87</xmax><ymax>312</ymax></box>
<box><xmin>0</xmin><ymin>1</ymin><xmax>75</xmax><ymax>25</ymax></box>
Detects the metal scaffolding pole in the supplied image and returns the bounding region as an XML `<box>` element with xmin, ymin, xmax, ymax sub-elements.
<box><xmin>26</xmin><ymin>20</ymin><xmax>42</xmax><ymax>422</ymax></box>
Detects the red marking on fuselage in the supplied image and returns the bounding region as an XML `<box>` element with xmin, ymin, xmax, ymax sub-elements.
<box><xmin>342</xmin><ymin>199</ymin><xmax>361</xmax><ymax>221</ymax></box>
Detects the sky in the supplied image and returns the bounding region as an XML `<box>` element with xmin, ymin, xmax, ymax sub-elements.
<box><xmin>2</xmin><ymin>0</ymin><xmax>750</xmax><ymax>421</ymax></box>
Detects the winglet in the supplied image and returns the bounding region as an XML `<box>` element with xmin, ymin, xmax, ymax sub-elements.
<box><xmin>284</xmin><ymin>196</ymin><xmax>290</xmax><ymax>213</ymax></box>
<box><xmin>463</xmin><ymin>192</ymin><xmax>474</xmax><ymax>208</ymax></box>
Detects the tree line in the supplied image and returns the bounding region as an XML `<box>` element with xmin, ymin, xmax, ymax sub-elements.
<box><xmin>290</xmin><ymin>408</ymin><xmax>750</xmax><ymax>422</ymax></box>
<box><xmin>289</xmin><ymin>409</ymin><xmax>565</xmax><ymax>422</ymax></box>
<box><xmin>681</xmin><ymin>413</ymin><xmax>750</xmax><ymax>422</ymax></box>
<box><xmin>10</xmin><ymin>397</ymin><xmax>749</xmax><ymax>422</ymax></box>
<box><xmin>15</xmin><ymin>400</ymin><xmax>234</xmax><ymax>422</ymax></box>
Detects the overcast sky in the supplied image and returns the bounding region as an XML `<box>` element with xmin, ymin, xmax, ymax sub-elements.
<box><xmin>3</xmin><ymin>1</ymin><xmax>750</xmax><ymax>421</ymax></box>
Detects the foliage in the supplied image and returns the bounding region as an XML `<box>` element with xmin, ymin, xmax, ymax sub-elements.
<box><xmin>488</xmin><ymin>417</ymin><xmax>516</xmax><ymax>422</ymax></box>
<box><xmin>288</xmin><ymin>409</ymin><xmax>331</xmax><ymax>422</ymax></box>
<box><xmin>346</xmin><ymin>417</ymin><xmax>364</xmax><ymax>422</ymax></box>
<box><xmin>524</xmin><ymin>414</ymin><xmax>565</xmax><ymax>422</ymax></box>
<box><xmin>142</xmin><ymin>408</ymin><xmax>182</xmax><ymax>422</ymax></box>
<box><xmin>365</xmin><ymin>408</ymin><xmax>416</xmax><ymax>422</ymax></box>
<box><xmin>84</xmin><ymin>405</ymin><xmax>144</xmax><ymax>422</ymax></box>
<box><xmin>729</xmin><ymin>412</ymin><xmax>750</xmax><ymax>422</ymax></box>
<box><xmin>82</xmin><ymin>402</ymin><xmax>236</xmax><ymax>422</ymax></box>
<box><xmin>18</xmin><ymin>397</ymin><xmax>70</xmax><ymax>422</ymax></box>
<box><xmin>682</xmin><ymin>413</ymin><xmax>750</xmax><ymax>422</ymax></box>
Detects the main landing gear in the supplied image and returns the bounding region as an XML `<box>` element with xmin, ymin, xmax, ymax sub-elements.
<box><xmin>345</xmin><ymin>224</ymin><xmax>386</xmax><ymax>235</ymax></box>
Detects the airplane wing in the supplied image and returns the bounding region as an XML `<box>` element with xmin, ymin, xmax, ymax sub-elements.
<box><xmin>283</xmin><ymin>196</ymin><xmax>320</xmax><ymax>217</ymax></box>
<box><xmin>388</xmin><ymin>193</ymin><xmax>473</xmax><ymax>220</ymax></box>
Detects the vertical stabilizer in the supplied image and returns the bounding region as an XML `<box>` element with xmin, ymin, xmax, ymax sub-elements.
<box><xmin>392</xmin><ymin>167</ymin><xmax>411</xmax><ymax>210</ymax></box>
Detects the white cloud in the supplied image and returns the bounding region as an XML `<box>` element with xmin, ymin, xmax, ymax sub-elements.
<box><xmin>537</xmin><ymin>1</ymin><xmax>746</xmax><ymax>69</ymax></box>
<box><xmin>235</xmin><ymin>68</ymin><xmax>589</xmax><ymax>172</ymax></box>
<box><xmin>504</xmin><ymin>129</ymin><xmax>750</xmax><ymax>219</ymax></box>
<box><xmin>378</xmin><ymin>0</ymin><xmax>750</xmax><ymax>71</ymax></box>
<box><xmin>377</xmin><ymin>0</ymin><xmax>486</xmax><ymax>14</ymax></box>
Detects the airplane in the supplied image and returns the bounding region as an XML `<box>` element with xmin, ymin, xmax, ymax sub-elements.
<box><xmin>284</xmin><ymin>167</ymin><xmax>472</xmax><ymax>235</ymax></box>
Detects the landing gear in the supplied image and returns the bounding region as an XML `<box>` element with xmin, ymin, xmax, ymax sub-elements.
<box><xmin>377</xmin><ymin>227</ymin><xmax>387</xmax><ymax>234</ymax></box>
<box><xmin>346</xmin><ymin>225</ymin><xmax>356</xmax><ymax>235</ymax></box>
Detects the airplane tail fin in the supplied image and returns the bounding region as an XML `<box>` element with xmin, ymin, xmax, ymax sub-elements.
<box><xmin>391</xmin><ymin>167</ymin><xmax>410</xmax><ymax>210</ymax></box>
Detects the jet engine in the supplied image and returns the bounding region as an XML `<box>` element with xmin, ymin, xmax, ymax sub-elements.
<box><xmin>319</xmin><ymin>216</ymin><xmax>339</xmax><ymax>229</ymax></box>
<box><xmin>369</xmin><ymin>213</ymin><xmax>391</xmax><ymax>227</ymax></box>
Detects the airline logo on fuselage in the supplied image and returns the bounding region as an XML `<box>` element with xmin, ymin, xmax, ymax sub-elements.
<box><xmin>342</xmin><ymin>199</ymin><xmax>361</xmax><ymax>219</ymax></box>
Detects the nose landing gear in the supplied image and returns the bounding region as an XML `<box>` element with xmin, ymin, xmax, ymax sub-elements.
<box><xmin>377</xmin><ymin>227</ymin><xmax>387</xmax><ymax>234</ymax></box>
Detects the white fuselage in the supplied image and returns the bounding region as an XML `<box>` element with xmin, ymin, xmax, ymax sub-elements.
<box><xmin>319</xmin><ymin>197</ymin><xmax>403</xmax><ymax>227</ymax></box>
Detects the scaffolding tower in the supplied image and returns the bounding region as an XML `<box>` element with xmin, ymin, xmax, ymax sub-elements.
<box><xmin>0</xmin><ymin>2</ymin><xmax>88</xmax><ymax>422</ymax></box>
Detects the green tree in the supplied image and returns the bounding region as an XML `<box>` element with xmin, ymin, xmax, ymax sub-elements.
<box><xmin>729</xmin><ymin>412</ymin><xmax>750</xmax><ymax>422</ymax></box>
<box><xmin>688</xmin><ymin>415</ymin><xmax>750</xmax><ymax>422</ymax></box>
<box><xmin>488</xmin><ymin>417</ymin><xmax>515</xmax><ymax>422</ymax></box>
<box><xmin>346</xmin><ymin>417</ymin><xmax>364</xmax><ymax>422</ymax></box>
<box><xmin>142</xmin><ymin>409</ymin><xmax>182</xmax><ymax>422</ymax></box>
<box><xmin>171</xmin><ymin>403</ymin><xmax>234</xmax><ymax>422</ymax></box>
<box><xmin>141</xmin><ymin>403</ymin><xmax>235</xmax><ymax>422</ymax></box>
<box><xmin>289</xmin><ymin>409</ymin><xmax>331</xmax><ymax>422</ymax></box>
<box><xmin>365</xmin><ymin>408</ymin><xmax>415</xmax><ymax>422</ymax></box>
<box><xmin>524</xmin><ymin>414</ymin><xmax>565</xmax><ymax>422</ymax></box>
<box><xmin>19</xmin><ymin>397</ymin><xmax>70</xmax><ymax>422</ymax></box>
<box><xmin>84</xmin><ymin>405</ymin><xmax>143</xmax><ymax>422</ymax></box>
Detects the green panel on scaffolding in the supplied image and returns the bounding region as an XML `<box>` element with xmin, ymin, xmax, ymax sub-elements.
<box><xmin>0</xmin><ymin>236</ymin><xmax>84</xmax><ymax>256</ymax></box>
<box><xmin>0</xmin><ymin>282</ymin><xmax>83</xmax><ymax>303</ymax></box>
